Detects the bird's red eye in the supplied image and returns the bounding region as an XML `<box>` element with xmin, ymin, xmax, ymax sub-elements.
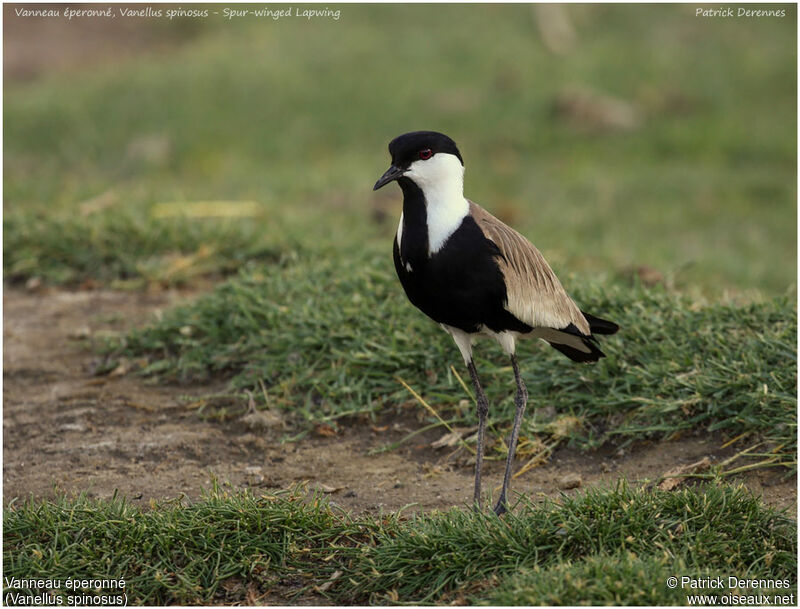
<box><xmin>419</xmin><ymin>149</ymin><xmax>433</xmax><ymax>160</ymax></box>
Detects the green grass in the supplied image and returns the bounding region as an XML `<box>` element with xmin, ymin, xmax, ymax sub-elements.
<box><xmin>3</xmin><ymin>487</ymin><xmax>361</xmax><ymax>605</ymax></box>
<box><xmin>485</xmin><ymin>552</ymin><xmax>789</xmax><ymax>606</ymax></box>
<box><xmin>3</xmin><ymin>209</ymin><xmax>283</xmax><ymax>286</ymax></box>
<box><xmin>111</xmin><ymin>248</ymin><xmax>796</xmax><ymax>469</ymax></box>
<box><xmin>4</xmin><ymin>484</ymin><xmax>795</xmax><ymax>605</ymax></box>
<box><xmin>342</xmin><ymin>482</ymin><xmax>796</xmax><ymax>605</ymax></box>
<box><xmin>4</xmin><ymin>4</ymin><xmax>797</xmax><ymax>295</ymax></box>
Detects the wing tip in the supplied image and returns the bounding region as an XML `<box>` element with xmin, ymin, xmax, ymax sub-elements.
<box><xmin>547</xmin><ymin>338</ymin><xmax>606</xmax><ymax>363</ymax></box>
<box><xmin>582</xmin><ymin>311</ymin><xmax>620</xmax><ymax>335</ymax></box>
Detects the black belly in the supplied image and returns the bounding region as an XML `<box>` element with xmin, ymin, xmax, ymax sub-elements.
<box><xmin>393</xmin><ymin>216</ymin><xmax>532</xmax><ymax>335</ymax></box>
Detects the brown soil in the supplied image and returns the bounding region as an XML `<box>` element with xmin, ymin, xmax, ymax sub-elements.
<box><xmin>3</xmin><ymin>286</ymin><xmax>796</xmax><ymax>515</ymax></box>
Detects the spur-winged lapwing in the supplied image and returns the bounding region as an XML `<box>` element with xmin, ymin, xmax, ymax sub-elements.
<box><xmin>374</xmin><ymin>131</ymin><xmax>619</xmax><ymax>515</ymax></box>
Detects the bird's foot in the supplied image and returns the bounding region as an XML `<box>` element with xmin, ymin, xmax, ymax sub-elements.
<box><xmin>492</xmin><ymin>497</ymin><xmax>508</xmax><ymax>516</ymax></box>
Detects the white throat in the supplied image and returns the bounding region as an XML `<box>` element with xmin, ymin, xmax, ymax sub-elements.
<box><xmin>404</xmin><ymin>153</ymin><xmax>468</xmax><ymax>255</ymax></box>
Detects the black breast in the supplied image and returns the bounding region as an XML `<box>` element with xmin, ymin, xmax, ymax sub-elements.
<box><xmin>393</xmin><ymin>179</ymin><xmax>531</xmax><ymax>335</ymax></box>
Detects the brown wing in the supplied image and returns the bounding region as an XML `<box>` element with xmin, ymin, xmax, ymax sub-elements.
<box><xmin>468</xmin><ymin>200</ymin><xmax>590</xmax><ymax>335</ymax></box>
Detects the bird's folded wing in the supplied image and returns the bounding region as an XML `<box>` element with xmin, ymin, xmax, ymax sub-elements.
<box><xmin>468</xmin><ymin>200</ymin><xmax>590</xmax><ymax>335</ymax></box>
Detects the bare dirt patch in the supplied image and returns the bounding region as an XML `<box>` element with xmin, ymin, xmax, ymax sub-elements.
<box><xmin>3</xmin><ymin>286</ymin><xmax>796</xmax><ymax>514</ymax></box>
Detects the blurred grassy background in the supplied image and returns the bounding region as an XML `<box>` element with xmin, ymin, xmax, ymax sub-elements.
<box><xmin>4</xmin><ymin>4</ymin><xmax>797</xmax><ymax>295</ymax></box>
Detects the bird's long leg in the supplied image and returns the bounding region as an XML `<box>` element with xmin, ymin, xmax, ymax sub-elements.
<box><xmin>467</xmin><ymin>359</ymin><xmax>489</xmax><ymax>511</ymax></box>
<box><xmin>493</xmin><ymin>354</ymin><xmax>528</xmax><ymax>516</ymax></box>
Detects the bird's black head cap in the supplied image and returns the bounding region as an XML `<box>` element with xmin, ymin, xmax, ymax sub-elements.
<box><xmin>373</xmin><ymin>131</ymin><xmax>463</xmax><ymax>191</ymax></box>
<box><xmin>387</xmin><ymin>131</ymin><xmax>463</xmax><ymax>169</ymax></box>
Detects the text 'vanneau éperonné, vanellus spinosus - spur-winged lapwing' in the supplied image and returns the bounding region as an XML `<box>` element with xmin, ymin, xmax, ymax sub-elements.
<box><xmin>373</xmin><ymin>131</ymin><xmax>619</xmax><ymax>515</ymax></box>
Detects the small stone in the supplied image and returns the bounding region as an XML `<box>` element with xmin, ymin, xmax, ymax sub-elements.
<box><xmin>59</xmin><ymin>423</ymin><xmax>87</xmax><ymax>433</ymax></box>
<box><xmin>558</xmin><ymin>472</ymin><xmax>582</xmax><ymax>490</ymax></box>
<box><xmin>241</xmin><ymin>409</ymin><xmax>284</xmax><ymax>431</ymax></box>
<box><xmin>68</xmin><ymin>325</ymin><xmax>91</xmax><ymax>340</ymax></box>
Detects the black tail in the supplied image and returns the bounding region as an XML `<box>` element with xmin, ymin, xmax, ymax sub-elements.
<box><xmin>544</xmin><ymin>313</ymin><xmax>619</xmax><ymax>363</ymax></box>
<box><xmin>582</xmin><ymin>311</ymin><xmax>619</xmax><ymax>335</ymax></box>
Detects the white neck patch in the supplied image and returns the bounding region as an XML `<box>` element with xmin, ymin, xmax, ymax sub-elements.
<box><xmin>404</xmin><ymin>153</ymin><xmax>468</xmax><ymax>255</ymax></box>
<box><xmin>396</xmin><ymin>211</ymin><xmax>404</xmax><ymax>249</ymax></box>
